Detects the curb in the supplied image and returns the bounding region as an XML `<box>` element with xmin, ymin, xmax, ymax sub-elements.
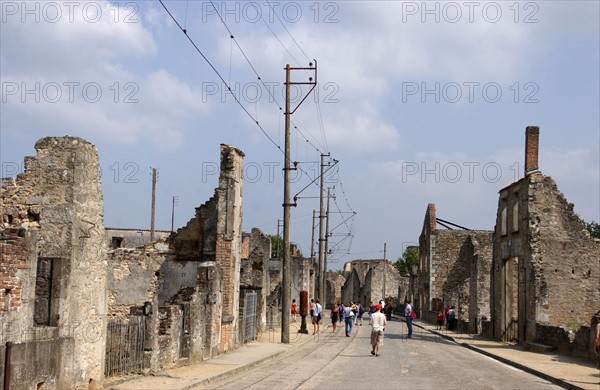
<box><xmin>412</xmin><ymin>322</ymin><xmax>586</xmax><ymax>390</ymax></box>
<box><xmin>181</xmin><ymin>347</ymin><xmax>290</xmax><ymax>390</ymax></box>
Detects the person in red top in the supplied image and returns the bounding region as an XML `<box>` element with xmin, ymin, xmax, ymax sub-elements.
<box><xmin>436</xmin><ymin>310</ymin><xmax>444</xmax><ymax>330</ymax></box>
<box><xmin>444</xmin><ymin>305</ymin><xmax>451</xmax><ymax>329</ymax></box>
<box><xmin>291</xmin><ymin>299</ymin><xmax>297</xmax><ymax>322</ymax></box>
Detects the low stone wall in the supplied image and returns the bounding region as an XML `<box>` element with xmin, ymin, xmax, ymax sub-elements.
<box><xmin>535</xmin><ymin>323</ymin><xmax>595</xmax><ymax>360</ymax></box>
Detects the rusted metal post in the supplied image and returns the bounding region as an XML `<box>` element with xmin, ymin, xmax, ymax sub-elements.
<box><xmin>4</xmin><ymin>341</ymin><xmax>12</xmax><ymax>390</ymax></box>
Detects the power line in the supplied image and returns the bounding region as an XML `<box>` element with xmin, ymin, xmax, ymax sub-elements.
<box><xmin>159</xmin><ymin>0</ymin><xmax>282</xmax><ymax>153</ymax></box>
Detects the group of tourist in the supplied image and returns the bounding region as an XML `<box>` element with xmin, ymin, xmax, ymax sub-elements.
<box><xmin>291</xmin><ymin>299</ymin><xmax>600</xmax><ymax>366</ymax></box>
<box><xmin>330</xmin><ymin>301</ymin><xmax>366</xmax><ymax>336</ymax></box>
<box><xmin>289</xmin><ymin>297</ymin><xmax>421</xmax><ymax>357</ymax></box>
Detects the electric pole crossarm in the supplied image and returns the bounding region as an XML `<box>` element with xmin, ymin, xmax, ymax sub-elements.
<box><xmin>287</xmin><ymin>60</ymin><xmax>317</xmax><ymax>115</ymax></box>
<box><xmin>293</xmin><ymin>159</ymin><xmax>338</xmax><ymax>200</ymax></box>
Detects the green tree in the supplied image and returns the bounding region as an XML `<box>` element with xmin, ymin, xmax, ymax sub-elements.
<box><xmin>267</xmin><ymin>235</ymin><xmax>303</xmax><ymax>257</ymax></box>
<box><xmin>585</xmin><ymin>221</ymin><xmax>600</xmax><ymax>239</ymax></box>
<box><xmin>394</xmin><ymin>246</ymin><xmax>419</xmax><ymax>276</ymax></box>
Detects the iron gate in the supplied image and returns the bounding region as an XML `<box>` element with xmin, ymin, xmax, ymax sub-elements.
<box><xmin>105</xmin><ymin>315</ymin><xmax>146</xmax><ymax>377</ymax></box>
<box><xmin>240</xmin><ymin>290</ymin><xmax>258</xmax><ymax>343</ymax></box>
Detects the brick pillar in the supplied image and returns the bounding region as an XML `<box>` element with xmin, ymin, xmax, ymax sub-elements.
<box><xmin>427</xmin><ymin>203</ymin><xmax>436</xmax><ymax>231</ymax></box>
<box><xmin>524</xmin><ymin>126</ymin><xmax>540</xmax><ymax>175</ymax></box>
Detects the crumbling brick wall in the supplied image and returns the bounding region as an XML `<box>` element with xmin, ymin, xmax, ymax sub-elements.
<box><xmin>170</xmin><ymin>144</ymin><xmax>244</xmax><ymax>355</ymax></box>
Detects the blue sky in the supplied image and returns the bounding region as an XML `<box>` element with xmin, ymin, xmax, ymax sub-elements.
<box><xmin>1</xmin><ymin>1</ymin><xmax>599</xmax><ymax>268</ymax></box>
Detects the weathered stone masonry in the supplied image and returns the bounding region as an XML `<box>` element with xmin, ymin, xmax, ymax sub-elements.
<box><xmin>419</xmin><ymin>203</ymin><xmax>493</xmax><ymax>329</ymax></box>
<box><xmin>491</xmin><ymin>127</ymin><xmax>600</xmax><ymax>358</ymax></box>
<box><xmin>0</xmin><ymin>136</ymin><xmax>108</xmax><ymax>389</ymax></box>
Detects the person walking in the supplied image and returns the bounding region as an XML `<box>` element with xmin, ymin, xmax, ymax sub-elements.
<box><xmin>436</xmin><ymin>310</ymin><xmax>443</xmax><ymax>330</ymax></box>
<box><xmin>448</xmin><ymin>306</ymin><xmax>456</xmax><ymax>331</ymax></box>
<box><xmin>369</xmin><ymin>304</ymin><xmax>387</xmax><ymax>357</ymax></box>
<box><xmin>331</xmin><ymin>303</ymin><xmax>339</xmax><ymax>332</ymax></box>
<box><xmin>312</xmin><ymin>299</ymin><xmax>322</xmax><ymax>335</ymax></box>
<box><xmin>291</xmin><ymin>299</ymin><xmax>298</xmax><ymax>322</ymax></box>
<box><xmin>404</xmin><ymin>299</ymin><xmax>413</xmax><ymax>338</ymax></box>
<box><xmin>344</xmin><ymin>303</ymin><xmax>354</xmax><ymax>337</ymax></box>
<box><xmin>357</xmin><ymin>302</ymin><xmax>365</xmax><ymax>326</ymax></box>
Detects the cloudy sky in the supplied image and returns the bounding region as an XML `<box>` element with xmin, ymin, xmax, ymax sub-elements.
<box><xmin>1</xmin><ymin>1</ymin><xmax>598</xmax><ymax>268</ymax></box>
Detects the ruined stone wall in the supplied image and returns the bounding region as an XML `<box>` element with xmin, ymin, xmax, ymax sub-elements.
<box><xmin>340</xmin><ymin>260</ymin><xmax>401</xmax><ymax>307</ymax></box>
<box><xmin>527</xmin><ymin>174</ymin><xmax>599</xmax><ymax>328</ymax></box>
<box><xmin>106</xmin><ymin>228</ymin><xmax>171</xmax><ymax>249</ymax></box>
<box><xmin>0</xmin><ymin>136</ymin><xmax>107</xmax><ymax>388</ymax></box>
<box><xmin>418</xmin><ymin>204</ymin><xmax>436</xmax><ymax>320</ymax></box>
<box><xmin>468</xmin><ymin>233</ymin><xmax>493</xmax><ymax>334</ymax></box>
<box><xmin>240</xmin><ymin>228</ymin><xmax>270</xmax><ymax>331</ymax></box>
<box><xmin>325</xmin><ymin>273</ymin><xmax>345</xmax><ymax>306</ymax></box>
<box><xmin>431</xmin><ymin>230</ymin><xmax>492</xmax><ymax>326</ymax></box>
<box><xmin>215</xmin><ymin>144</ymin><xmax>244</xmax><ymax>353</ymax></box>
<box><xmin>107</xmin><ymin>243</ymin><xmax>169</xmax><ymax>317</ymax></box>
<box><xmin>494</xmin><ymin>172</ymin><xmax>600</xmax><ymax>346</ymax></box>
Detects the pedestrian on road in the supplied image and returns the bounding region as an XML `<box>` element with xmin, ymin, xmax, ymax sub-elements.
<box><xmin>331</xmin><ymin>303</ymin><xmax>339</xmax><ymax>332</ymax></box>
<box><xmin>369</xmin><ymin>303</ymin><xmax>387</xmax><ymax>357</ymax></box>
<box><xmin>368</xmin><ymin>302</ymin><xmax>375</xmax><ymax>321</ymax></box>
<box><xmin>291</xmin><ymin>299</ymin><xmax>297</xmax><ymax>322</ymax></box>
<box><xmin>404</xmin><ymin>299</ymin><xmax>413</xmax><ymax>338</ymax></box>
<box><xmin>312</xmin><ymin>299</ymin><xmax>322</xmax><ymax>335</ymax></box>
<box><xmin>444</xmin><ymin>305</ymin><xmax>450</xmax><ymax>329</ymax></box>
<box><xmin>593</xmin><ymin>316</ymin><xmax>600</xmax><ymax>369</ymax></box>
<box><xmin>448</xmin><ymin>306</ymin><xmax>456</xmax><ymax>331</ymax></box>
<box><xmin>344</xmin><ymin>303</ymin><xmax>354</xmax><ymax>336</ymax></box>
<box><xmin>436</xmin><ymin>310</ymin><xmax>443</xmax><ymax>330</ymax></box>
<box><xmin>357</xmin><ymin>302</ymin><xmax>365</xmax><ymax>326</ymax></box>
<box><xmin>338</xmin><ymin>303</ymin><xmax>345</xmax><ymax>325</ymax></box>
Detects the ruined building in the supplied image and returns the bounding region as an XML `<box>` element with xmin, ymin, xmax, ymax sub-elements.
<box><xmin>105</xmin><ymin>144</ymin><xmax>250</xmax><ymax>375</ymax></box>
<box><xmin>418</xmin><ymin>204</ymin><xmax>493</xmax><ymax>332</ymax></box>
<box><xmin>325</xmin><ymin>272</ymin><xmax>346</xmax><ymax>308</ymax></box>
<box><xmin>0</xmin><ymin>137</ymin><xmax>271</xmax><ymax>387</ymax></box>
<box><xmin>340</xmin><ymin>259</ymin><xmax>405</xmax><ymax>308</ymax></box>
<box><xmin>491</xmin><ymin>127</ymin><xmax>600</xmax><ymax>358</ymax></box>
<box><xmin>1</xmin><ymin>137</ymin><xmax>108</xmax><ymax>388</ymax></box>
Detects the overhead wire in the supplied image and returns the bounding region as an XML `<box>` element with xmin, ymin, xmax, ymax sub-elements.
<box><xmin>161</xmin><ymin>1</ymin><xmax>356</xmax><ymax>257</ymax></box>
<box><xmin>158</xmin><ymin>0</ymin><xmax>282</xmax><ymax>153</ymax></box>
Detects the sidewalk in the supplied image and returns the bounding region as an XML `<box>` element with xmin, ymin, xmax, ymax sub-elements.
<box><xmin>410</xmin><ymin>318</ymin><xmax>599</xmax><ymax>390</ymax></box>
<box><xmin>105</xmin><ymin>320</ymin><xmax>599</xmax><ymax>390</ymax></box>
<box><xmin>105</xmin><ymin>324</ymin><xmax>315</xmax><ymax>390</ymax></box>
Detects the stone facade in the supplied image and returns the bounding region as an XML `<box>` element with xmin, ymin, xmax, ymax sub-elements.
<box><xmin>419</xmin><ymin>203</ymin><xmax>493</xmax><ymax>328</ymax></box>
<box><xmin>325</xmin><ymin>273</ymin><xmax>346</xmax><ymax>308</ymax></box>
<box><xmin>0</xmin><ymin>136</ymin><xmax>108</xmax><ymax>389</ymax></box>
<box><xmin>491</xmin><ymin>128</ymin><xmax>600</xmax><ymax>356</ymax></box>
<box><xmin>340</xmin><ymin>259</ymin><xmax>403</xmax><ymax>307</ymax></box>
<box><xmin>106</xmin><ymin>227</ymin><xmax>172</xmax><ymax>249</ymax></box>
<box><xmin>240</xmin><ymin>228</ymin><xmax>271</xmax><ymax>332</ymax></box>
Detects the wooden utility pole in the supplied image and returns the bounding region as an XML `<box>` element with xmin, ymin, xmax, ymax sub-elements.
<box><xmin>323</xmin><ymin>187</ymin><xmax>331</xmax><ymax>305</ymax></box>
<box><xmin>281</xmin><ymin>61</ymin><xmax>317</xmax><ymax>343</ymax></box>
<box><xmin>382</xmin><ymin>242</ymin><xmax>387</xmax><ymax>300</ymax></box>
<box><xmin>170</xmin><ymin>196</ymin><xmax>177</xmax><ymax>233</ymax></box>
<box><xmin>317</xmin><ymin>153</ymin><xmax>326</xmax><ymax>302</ymax></box>
<box><xmin>282</xmin><ymin>64</ymin><xmax>292</xmax><ymax>344</ymax></box>
<box><xmin>150</xmin><ymin>167</ymin><xmax>157</xmax><ymax>241</ymax></box>
<box><xmin>310</xmin><ymin>210</ymin><xmax>317</xmax><ymax>260</ymax></box>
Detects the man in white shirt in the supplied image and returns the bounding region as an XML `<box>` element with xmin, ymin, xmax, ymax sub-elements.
<box><xmin>369</xmin><ymin>304</ymin><xmax>387</xmax><ymax>356</ymax></box>
<box><xmin>312</xmin><ymin>299</ymin><xmax>322</xmax><ymax>335</ymax></box>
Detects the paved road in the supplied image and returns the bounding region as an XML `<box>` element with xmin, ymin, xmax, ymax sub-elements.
<box><xmin>200</xmin><ymin>318</ymin><xmax>563</xmax><ymax>390</ymax></box>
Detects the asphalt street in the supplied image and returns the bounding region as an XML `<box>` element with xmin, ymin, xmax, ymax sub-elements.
<box><xmin>201</xmin><ymin>317</ymin><xmax>563</xmax><ymax>390</ymax></box>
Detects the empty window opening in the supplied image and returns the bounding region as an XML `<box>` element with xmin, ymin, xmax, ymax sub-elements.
<box><xmin>34</xmin><ymin>257</ymin><xmax>60</xmax><ymax>326</ymax></box>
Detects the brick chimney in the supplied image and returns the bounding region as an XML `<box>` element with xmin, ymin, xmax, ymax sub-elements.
<box><xmin>427</xmin><ymin>203</ymin><xmax>436</xmax><ymax>231</ymax></box>
<box><xmin>524</xmin><ymin>126</ymin><xmax>540</xmax><ymax>175</ymax></box>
